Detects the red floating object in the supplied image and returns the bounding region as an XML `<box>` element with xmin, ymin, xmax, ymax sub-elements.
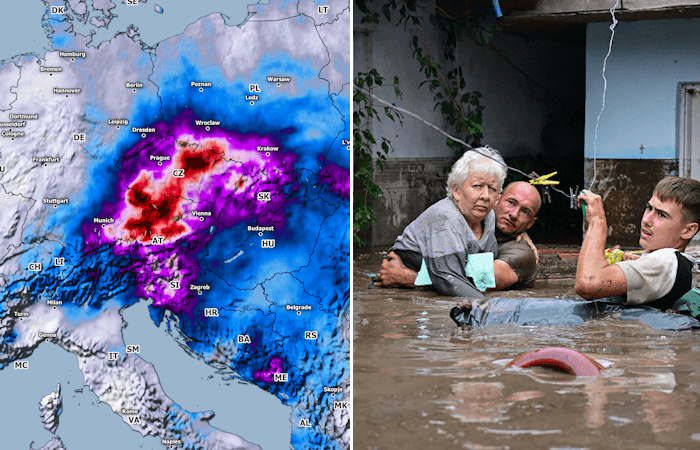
<box><xmin>507</xmin><ymin>347</ymin><xmax>604</xmax><ymax>376</ymax></box>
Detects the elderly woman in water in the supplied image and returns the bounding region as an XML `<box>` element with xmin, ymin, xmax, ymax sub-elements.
<box><xmin>376</xmin><ymin>147</ymin><xmax>507</xmax><ymax>298</ymax></box>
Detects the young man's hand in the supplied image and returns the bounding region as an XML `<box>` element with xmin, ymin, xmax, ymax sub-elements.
<box><xmin>577</xmin><ymin>190</ymin><xmax>606</xmax><ymax>224</ymax></box>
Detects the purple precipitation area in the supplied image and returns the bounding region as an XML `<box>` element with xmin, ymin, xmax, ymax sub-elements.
<box><xmin>253</xmin><ymin>356</ymin><xmax>285</xmax><ymax>383</ymax></box>
<box><xmin>80</xmin><ymin>109</ymin><xmax>298</xmax><ymax>316</ymax></box>
<box><xmin>318</xmin><ymin>156</ymin><xmax>350</xmax><ymax>199</ymax></box>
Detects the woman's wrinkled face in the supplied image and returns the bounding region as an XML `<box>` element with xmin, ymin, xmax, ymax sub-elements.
<box><xmin>452</xmin><ymin>169</ymin><xmax>500</xmax><ymax>225</ymax></box>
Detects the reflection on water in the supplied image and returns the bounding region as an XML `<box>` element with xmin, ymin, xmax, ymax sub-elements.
<box><xmin>354</xmin><ymin>253</ymin><xmax>700</xmax><ymax>449</ymax></box>
<box><xmin>448</xmin><ymin>382</ymin><xmax>507</xmax><ymax>424</ymax></box>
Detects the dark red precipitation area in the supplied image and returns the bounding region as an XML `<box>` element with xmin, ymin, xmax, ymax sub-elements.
<box><xmin>122</xmin><ymin>141</ymin><xmax>224</xmax><ymax>243</ymax></box>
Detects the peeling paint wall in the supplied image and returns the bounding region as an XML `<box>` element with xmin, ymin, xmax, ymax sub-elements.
<box><xmin>584</xmin><ymin>18</ymin><xmax>700</xmax><ymax>246</ymax></box>
<box><xmin>356</xmin><ymin>158</ymin><xmax>452</xmax><ymax>249</ymax></box>
<box><xmin>584</xmin><ymin>158</ymin><xmax>678</xmax><ymax>246</ymax></box>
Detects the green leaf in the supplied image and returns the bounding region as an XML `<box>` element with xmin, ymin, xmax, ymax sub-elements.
<box><xmin>353</xmin><ymin>92</ymin><xmax>366</xmax><ymax>102</ymax></box>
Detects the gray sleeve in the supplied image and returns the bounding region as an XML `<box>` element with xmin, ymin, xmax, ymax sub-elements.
<box><xmin>418</xmin><ymin>219</ymin><xmax>484</xmax><ymax>299</ymax></box>
<box><xmin>488</xmin><ymin>234</ymin><xmax>499</xmax><ymax>256</ymax></box>
<box><xmin>425</xmin><ymin>254</ymin><xmax>484</xmax><ymax>298</ymax></box>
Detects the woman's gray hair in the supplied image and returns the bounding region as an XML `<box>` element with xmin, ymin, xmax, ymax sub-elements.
<box><xmin>446</xmin><ymin>147</ymin><xmax>507</xmax><ymax>199</ymax></box>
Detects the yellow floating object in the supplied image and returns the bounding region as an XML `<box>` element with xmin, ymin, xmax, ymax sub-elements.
<box><xmin>605</xmin><ymin>248</ymin><xmax>624</xmax><ymax>265</ymax></box>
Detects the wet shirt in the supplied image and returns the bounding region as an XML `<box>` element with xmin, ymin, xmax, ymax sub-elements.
<box><xmin>495</xmin><ymin>230</ymin><xmax>537</xmax><ymax>289</ymax></box>
<box><xmin>390</xmin><ymin>198</ymin><xmax>497</xmax><ymax>298</ymax></box>
<box><xmin>616</xmin><ymin>248</ymin><xmax>695</xmax><ymax>310</ymax></box>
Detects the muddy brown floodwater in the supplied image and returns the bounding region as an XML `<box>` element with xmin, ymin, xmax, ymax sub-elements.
<box><xmin>354</xmin><ymin>252</ymin><xmax>700</xmax><ymax>450</ymax></box>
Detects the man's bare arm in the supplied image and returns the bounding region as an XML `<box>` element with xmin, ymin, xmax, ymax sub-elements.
<box><xmin>375</xmin><ymin>251</ymin><xmax>523</xmax><ymax>290</ymax></box>
<box><xmin>373</xmin><ymin>252</ymin><xmax>418</xmax><ymax>287</ymax></box>
<box><xmin>575</xmin><ymin>190</ymin><xmax>627</xmax><ymax>299</ymax></box>
<box><xmin>491</xmin><ymin>260</ymin><xmax>519</xmax><ymax>290</ymax></box>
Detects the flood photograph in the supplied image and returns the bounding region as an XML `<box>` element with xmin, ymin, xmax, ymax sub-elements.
<box><xmin>353</xmin><ymin>0</ymin><xmax>700</xmax><ymax>448</ymax></box>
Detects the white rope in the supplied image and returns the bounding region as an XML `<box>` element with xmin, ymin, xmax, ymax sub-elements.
<box><xmin>590</xmin><ymin>0</ymin><xmax>620</xmax><ymax>190</ymax></box>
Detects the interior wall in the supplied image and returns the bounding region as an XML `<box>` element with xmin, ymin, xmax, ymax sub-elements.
<box><xmin>585</xmin><ymin>18</ymin><xmax>700</xmax><ymax>160</ymax></box>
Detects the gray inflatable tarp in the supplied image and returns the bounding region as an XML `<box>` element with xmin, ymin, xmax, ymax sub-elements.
<box><xmin>452</xmin><ymin>296</ymin><xmax>700</xmax><ymax>331</ymax></box>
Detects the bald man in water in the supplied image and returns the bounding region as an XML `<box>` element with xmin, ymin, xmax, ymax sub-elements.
<box><xmin>374</xmin><ymin>181</ymin><xmax>542</xmax><ymax>291</ymax></box>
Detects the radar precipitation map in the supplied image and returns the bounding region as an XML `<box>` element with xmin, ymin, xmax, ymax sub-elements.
<box><xmin>0</xmin><ymin>1</ymin><xmax>350</xmax><ymax>449</ymax></box>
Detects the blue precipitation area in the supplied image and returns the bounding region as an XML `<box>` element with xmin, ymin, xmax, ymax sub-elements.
<box><xmin>0</xmin><ymin>1</ymin><xmax>349</xmax><ymax>448</ymax></box>
<box><xmin>0</xmin><ymin>343</ymin><xmax>162</xmax><ymax>450</ymax></box>
<box><xmin>0</xmin><ymin>0</ymin><xmax>259</xmax><ymax>62</ymax></box>
<box><xmin>121</xmin><ymin>299</ymin><xmax>292</xmax><ymax>450</ymax></box>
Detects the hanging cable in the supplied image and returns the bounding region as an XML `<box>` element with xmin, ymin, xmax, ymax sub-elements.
<box><xmin>355</xmin><ymin>86</ymin><xmax>577</xmax><ymax>201</ymax></box>
<box><xmin>590</xmin><ymin>0</ymin><xmax>620</xmax><ymax>190</ymax></box>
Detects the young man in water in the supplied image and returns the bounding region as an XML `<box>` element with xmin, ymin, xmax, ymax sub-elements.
<box><xmin>575</xmin><ymin>177</ymin><xmax>700</xmax><ymax>309</ymax></box>
<box><xmin>374</xmin><ymin>180</ymin><xmax>541</xmax><ymax>292</ymax></box>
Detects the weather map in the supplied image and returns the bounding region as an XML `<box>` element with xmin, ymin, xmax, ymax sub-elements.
<box><xmin>0</xmin><ymin>1</ymin><xmax>350</xmax><ymax>449</ymax></box>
